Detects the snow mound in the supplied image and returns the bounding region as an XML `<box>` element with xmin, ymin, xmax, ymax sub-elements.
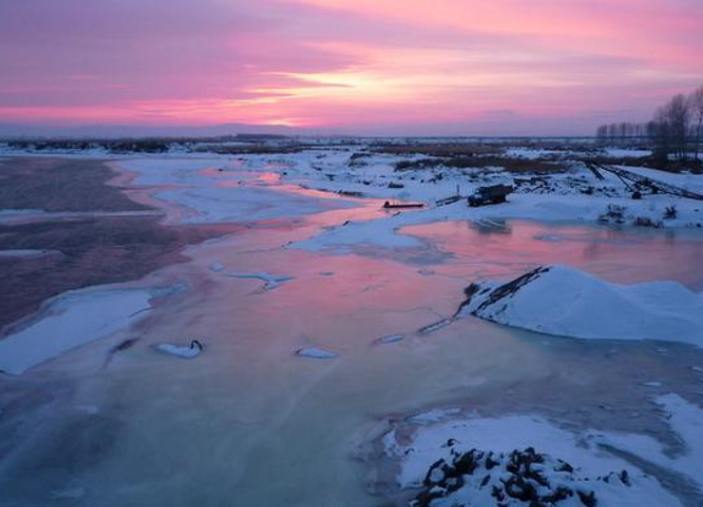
<box><xmin>381</xmin><ymin>407</ymin><xmax>689</xmax><ymax>507</ymax></box>
<box><xmin>459</xmin><ymin>265</ymin><xmax>703</xmax><ymax>345</ymax></box>
<box><xmin>413</xmin><ymin>448</ymin><xmax>640</xmax><ymax>507</ymax></box>
<box><xmin>155</xmin><ymin>340</ymin><xmax>204</xmax><ymax>359</ymax></box>
<box><xmin>296</xmin><ymin>347</ymin><xmax>338</xmax><ymax>359</ymax></box>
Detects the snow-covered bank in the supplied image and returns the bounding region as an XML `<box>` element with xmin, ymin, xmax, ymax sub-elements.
<box><xmin>268</xmin><ymin>145</ymin><xmax>703</xmax><ymax>253</ymax></box>
<box><xmin>458</xmin><ymin>265</ymin><xmax>703</xmax><ymax>346</ymax></box>
<box><xmin>0</xmin><ymin>287</ymin><xmax>155</xmax><ymax>375</ymax></box>
<box><xmin>10</xmin><ymin>146</ymin><xmax>703</xmax><ymax>242</ymax></box>
<box><xmin>113</xmin><ymin>157</ymin><xmax>360</xmax><ymax>225</ymax></box>
<box><xmin>380</xmin><ymin>394</ymin><xmax>703</xmax><ymax>507</ymax></box>
<box><xmin>292</xmin><ymin>191</ymin><xmax>703</xmax><ymax>254</ymax></box>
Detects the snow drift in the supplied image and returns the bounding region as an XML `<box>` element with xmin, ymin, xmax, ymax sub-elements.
<box><xmin>381</xmin><ymin>394</ymin><xmax>703</xmax><ymax>507</ymax></box>
<box><xmin>458</xmin><ymin>265</ymin><xmax>703</xmax><ymax>345</ymax></box>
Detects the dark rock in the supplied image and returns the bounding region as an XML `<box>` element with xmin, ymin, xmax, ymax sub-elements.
<box><xmin>554</xmin><ymin>460</ymin><xmax>574</xmax><ymax>473</ymax></box>
<box><xmin>619</xmin><ymin>469</ymin><xmax>630</xmax><ymax>486</ymax></box>
<box><xmin>577</xmin><ymin>490</ymin><xmax>597</xmax><ymax>507</ymax></box>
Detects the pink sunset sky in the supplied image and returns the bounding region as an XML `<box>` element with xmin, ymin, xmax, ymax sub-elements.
<box><xmin>1</xmin><ymin>0</ymin><xmax>702</xmax><ymax>135</ymax></box>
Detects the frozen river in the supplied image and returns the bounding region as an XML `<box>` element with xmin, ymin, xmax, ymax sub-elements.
<box><xmin>1</xmin><ymin>156</ymin><xmax>703</xmax><ymax>507</ymax></box>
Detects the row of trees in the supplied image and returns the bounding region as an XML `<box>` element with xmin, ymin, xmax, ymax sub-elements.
<box><xmin>595</xmin><ymin>122</ymin><xmax>656</xmax><ymax>142</ymax></box>
<box><xmin>596</xmin><ymin>86</ymin><xmax>703</xmax><ymax>162</ymax></box>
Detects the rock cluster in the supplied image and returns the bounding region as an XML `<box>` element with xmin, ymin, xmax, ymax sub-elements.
<box><xmin>412</xmin><ymin>447</ymin><xmax>631</xmax><ymax>507</ymax></box>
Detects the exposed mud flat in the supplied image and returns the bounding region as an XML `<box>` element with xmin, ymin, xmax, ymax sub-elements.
<box><xmin>0</xmin><ymin>157</ymin><xmax>240</xmax><ymax>331</ymax></box>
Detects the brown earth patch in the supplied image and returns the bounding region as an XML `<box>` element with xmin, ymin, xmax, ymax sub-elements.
<box><xmin>376</xmin><ymin>144</ymin><xmax>503</xmax><ymax>157</ymax></box>
<box><xmin>0</xmin><ymin>158</ymin><xmax>238</xmax><ymax>332</ymax></box>
<box><xmin>0</xmin><ymin>157</ymin><xmax>152</xmax><ymax>212</ymax></box>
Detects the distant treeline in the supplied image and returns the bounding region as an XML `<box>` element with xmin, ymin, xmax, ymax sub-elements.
<box><xmin>2</xmin><ymin>138</ymin><xmax>172</xmax><ymax>153</ymax></box>
<box><xmin>0</xmin><ymin>134</ymin><xmax>293</xmax><ymax>154</ymax></box>
<box><xmin>595</xmin><ymin>122</ymin><xmax>655</xmax><ymax>141</ymax></box>
<box><xmin>596</xmin><ymin>86</ymin><xmax>703</xmax><ymax>164</ymax></box>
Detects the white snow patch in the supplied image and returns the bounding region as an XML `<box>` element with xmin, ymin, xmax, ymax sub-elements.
<box><xmin>419</xmin><ymin>318</ymin><xmax>452</xmax><ymax>335</ymax></box>
<box><xmin>0</xmin><ymin>288</ymin><xmax>153</xmax><ymax>375</ymax></box>
<box><xmin>155</xmin><ymin>341</ymin><xmax>203</xmax><ymax>359</ymax></box>
<box><xmin>377</xmin><ymin>334</ymin><xmax>404</xmax><ymax>344</ymax></box>
<box><xmin>407</xmin><ymin>407</ymin><xmax>462</xmax><ymax>425</ymax></box>
<box><xmin>113</xmin><ymin>157</ymin><xmax>357</xmax><ymax>225</ymax></box>
<box><xmin>504</xmin><ymin>148</ymin><xmax>567</xmax><ymax>160</ymax></box>
<box><xmin>592</xmin><ymin>394</ymin><xmax>703</xmax><ymax>492</ymax></box>
<box><xmin>604</xmin><ymin>149</ymin><xmax>652</xmax><ymax>158</ymax></box>
<box><xmin>296</xmin><ymin>347</ymin><xmax>338</xmax><ymax>359</ymax></box>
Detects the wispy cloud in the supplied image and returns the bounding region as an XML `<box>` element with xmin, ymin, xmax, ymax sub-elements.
<box><xmin>0</xmin><ymin>0</ymin><xmax>701</xmax><ymax>134</ymax></box>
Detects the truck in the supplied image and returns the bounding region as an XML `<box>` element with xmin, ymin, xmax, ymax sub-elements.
<box><xmin>467</xmin><ymin>184</ymin><xmax>513</xmax><ymax>207</ymax></box>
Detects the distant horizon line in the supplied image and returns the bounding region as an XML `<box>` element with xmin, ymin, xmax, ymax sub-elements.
<box><xmin>0</xmin><ymin>133</ymin><xmax>617</xmax><ymax>141</ymax></box>
<box><xmin>0</xmin><ymin>121</ymin><xmax>608</xmax><ymax>140</ymax></box>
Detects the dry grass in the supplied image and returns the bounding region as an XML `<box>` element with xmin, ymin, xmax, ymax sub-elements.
<box><xmin>194</xmin><ymin>144</ymin><xmax>308</xmax><ymax>155</ymax></box>
<box><xmin>395</xmin><ymin>155</ymin><xmax>567</xmax><ymax>173</ymax></box>
<box><xmin>377</xmin><ymin>144</ymin><xmax>504</xmax><ymax>157</ymax></box>
<box><xmin>584</xmin><ymin>155</ymin><xmax>703</xmax><ymax>174</ymax></box>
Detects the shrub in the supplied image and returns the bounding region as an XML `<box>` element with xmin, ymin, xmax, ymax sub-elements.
<box><xmin>634</xmin><ymin>216</ymin><xmax>662</xmax><ymax>228</ymax></box>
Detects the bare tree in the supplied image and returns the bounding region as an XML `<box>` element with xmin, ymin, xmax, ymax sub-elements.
<box><xmin>596</xmin><ymin>125</ymin><xmax>608</xmax><ymax>144</ymax></box>
<box><xmin>645</xmin><ymin>121</ymin><xmax>657</xmax><ymax>140</ymax></box>
<box><xmin>652</xmin><ymin>106</ymin><xmax>673</xmax><ymax>164</ymax></box>
<box><xmin>689</xmin><ymin>86</ymin><xmax>703</xmax><ymax>161</ymax></box>
<box><xmin>671</xmin><ymin>94</ymin><xmax>691</xmax><ymax>159</ymax></box>
<box><xmin>595</xmin><ymin>121</ymin><xmax>652</xmax><ymax>145</ymax></box>
<box><xmin>597</xmin><ymin>86</ymin><xmax>702</xmax><ymax>164</ymax></box>
<box><xmin>654</xmin><ymin>94</ymin><xmax>691</xmax><ymax>161</ymax></box>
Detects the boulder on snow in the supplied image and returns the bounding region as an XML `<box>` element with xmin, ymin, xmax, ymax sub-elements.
<box><xmin>412</xmin><ymin>447</ymin><xmax>623</xmax><ymax>507</ymax></box>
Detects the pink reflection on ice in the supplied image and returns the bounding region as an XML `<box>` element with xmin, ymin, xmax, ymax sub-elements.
<box><xmin>403</xmin><ymin>220</ymin><xmax>703</xmax><ymax>289</ymax></box>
